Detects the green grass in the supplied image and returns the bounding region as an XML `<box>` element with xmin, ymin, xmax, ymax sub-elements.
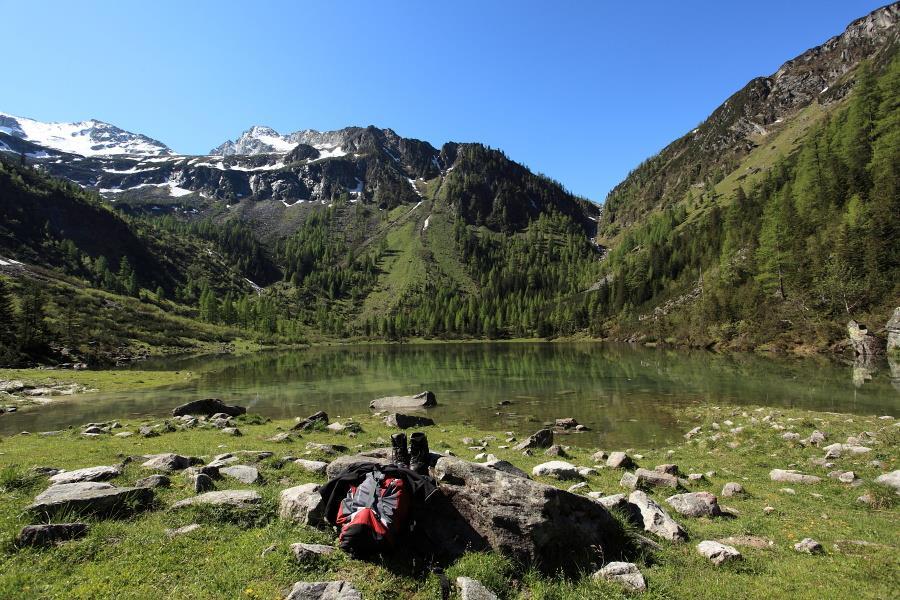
<box><xmin>0</xmin><ymin>368</ymin><xmax>198</xmax><ymax>397</ymax></box>
<box><xmin>0</xmin><ymin>405</ymin><xmax>896</xmax><ymax>599</ymax></box>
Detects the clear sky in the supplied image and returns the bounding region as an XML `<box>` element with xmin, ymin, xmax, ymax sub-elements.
<box><xmin>1</xmin><ymin>0</ymin><xmax>888</xmax><ymax>202</ymax></box>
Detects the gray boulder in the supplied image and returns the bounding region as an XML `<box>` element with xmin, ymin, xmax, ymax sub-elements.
<box><xmin>141</xmin><ymin>453</ymin><xmax>199</xmax><ymax>472</ymax></box>
<box><xmin>171</xmin><ymin>489</ymin><xmax>261</xmax><ymax>510</ymax></box>
<box><xmin>875</xmin><ymin>469</ymin><xmax>900</xmax><ymax>492</ymax></box>
<box><xmin>294</xmin><ymin>459</ymin><xmax>329</xmax><ymax>476</ymax></box>
<box><xmin>721</xmin><ymin>482</ymin><xmax>745</xmax><ymax>497</ymax></box>
<box><xmin>291</xmin><ymin>542</ymin><xmax>336</xmax><ymax>563</ymax></box>
<box><xmin>794</xmin><ymin>538</ymin><xmax>824</xmax><ymax>554</ymax></box>
<box><xmin>456</xmin><ymin>577</ymin><xmax>498</xmax><ymax>600</ymax></box>
<box><xmin>134</xmin><ymin>475</ymin><xmax>171</xmax><ymax>489</ymax></box>
<box><xmin>292</xmin><ymin>411</ymin><xmax>329</xmax><ymax>431</ymax></box>
<box><xmin>172</xmin><ymin>398</ymin><xmax>246</xmax><ymax>417</ymax></box>
<box><xmin>279</xmin><ymin>483</ymin><xmax>327</xmax><ymax>527</ymax></box>
<box><xmin>606</xmin><ymin>452</ymin><xmax>634</xmax><ymax>469</ymax></box>
<box><xmin>592</xmin><ymin>561</ymin><xmax>646</xmax><ymax>592</ymax></box>
<box><xmin>513</xmin><ymin>428</ymin><xmax>553</xmax><ymax>451</ymax></box>
<box><xmin>220</xmin><ymin>465</ymin><xmax>262</xmax><ymax>485</ymax></box>
<box><xmin>369</xmin><ymin>391</ymin><xmax>436</xmax><ymax>410</ymax></box>
<box><xmin>27</xmin><ymin>482</ymin><xmax>153</xmax><ymax>519</ymax></box>
<box><xmin>17</xmin><ymin>523</ymin><xmax>88</xmax><ymax>547</ymax></box>
<box><xmin>49</xmin><ymin>465</ymin><xmax>121</xmax><ymax>485</ymax></box>
<box><xmin>482</xmin><ymin>458</ymin><xmax>530</xmax><ymax>479</ymax></box>
<box><xmin>431</xmin><ymin>456</ymin><xmax>622</xmax><ymax>572</ymax></box>
<box><xmin>769</xmin><ymin>469</ymin><xmax>821</xmax><ymax>484</ymax></box>
<box><xmin>383</xmin><ymin>413</ymin><xmax>435</xmax><ymax>429</ymax></box>
<box><xmin>886</xmin><ymin>307</ymin><xmax>900</xmax><ymax>352</ymax></box>
<box><xmin>190</xmin><ymin>472</ymin><xmax>215</xmax><ymax>493</ymax></box>
<box><xmin>532</xmin><ymin>461</ymin><xmax>580</xmax><ymax>479</ymax></box>
<box><xmin>620</xmin><ymin>468</ymin><xmax>680</xmax><ymax>490</ymax></box>
<box><xmin>665</xmin><ymin>492</ymin><xmax>722</xmax><ymax>518</ymax></box>
<box><xmin>697</xmin><ymin>540</ymin><xmax>741</xmax><ymax>565</ymax></box>
<box><xmin>325</xmin><ymin>450</ymin><xmax>392</xmax><ymax>479</ymax></box>
<box><xmin>628</xmin><ymin>490</ymin><xmax>687</xmax><ymax>542</ymax></box>
<box><xmin>284</xmin><ymin>581</ymin><xmax>362</xmax><ymax>600</ymax></box>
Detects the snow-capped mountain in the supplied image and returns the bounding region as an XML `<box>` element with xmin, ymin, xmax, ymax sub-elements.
<box><xmin>210</xmin><ymin>125</ymin><xmax>350</xmax><ymax>157</ymax></box>
<box><xmin>0</xmin><ymin>112</ymin><xmax>172</xmax><ymax>157</ymax></box>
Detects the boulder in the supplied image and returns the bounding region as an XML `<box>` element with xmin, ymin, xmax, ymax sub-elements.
<box><xmin>190</xmin><ymin>472</ymin><xmax>215</xmax><ymax>493</ymax></box>
<box><xmin>268</xmin><ymin>432</ymin><xmax>296</xmax><ymax>443</ymax></box>
<box><xmin>769</xmin><ymin>469</ymin><xmax>821</xmax><ymax>485</ymax></box>
<box><xmin>655</xmin><ymin>464</ymin><xmax>679</xmax><ymax>475</ymax></box>
<box><xmin>875</xmin><ymin>469</ymin><xmax>900</xmax><ymax>491</ymax></box>
<box><xmin>134</xmin><ymin>475</ymin><xmax>171</xmax><ymax>489</ymax></box>
<box><xmin>554</xmin><ymin>418</ymin><xmax>579</xmax><ymax>430</ymax></box>
<box><xmin>591</xmin><ymin>450</ymin><xmax>609</xmax><ymax>462</ymax></box>
<box><xmin>284</xmin><ymin>581</ymin><xmax>362</xmax><ymax>600</ymax></box>
<box><xmin>141</xmin><ymin>453</ymin><xmax>199</xmax><ymax>472</ymax></box>
<box><xmin>220</xmin><ymin>465</ymin><xmax>262</xmax><ymax>485</ymax></box>
<box><xmin>291</xmin><ymin>542</ymin><xmax>336</xmax><ymax>563</ymax></box>
<box><xmin>886</xmin><ymin>307</ymin><xmax>900</xmax><ymax>353</ymax></box>
<box><xmin>665</xmin><ymin>492</ymin><xmax>722</xmax><ymax>518</ymax></box>
<box><xmin>369</xmin><ymin>391</ymin><xmax>436</xmax><ymax>410</ymax></box>
<box><xmin>482</xmin><ymin>459</ymin><xmax>530</xmax><ymax>479</ymax></box>
<box><xmin>171</xmin><ymin>489</ymin><xmax>261</xmax><ymax>510</ymax></box>
<box><xmin>721</xmin><ymin>482</ymin><xmax>745</xmax><ymax>497</ymax></box>
<box><xmin>326</xmin><ymin>422</ymin><xmax>362</xmax><ymax>434</ymax></box>
<box><xmin>294</xmin><ymin>459</ymin><xmax>329</xmax><ymax>476</ymax></box>
<box><xmin>847</xmin><ymin>320</ymin><xmax>885</xmax><ymax>357</ymax></box>
<box><xmin>591</xmin><ymin>494</ymin><xmax>643</xmax><ymax>524</ymax></box>
<box><xmin>431</xmin><ymin>456</ymin><xmax>623</xmax><ymax>573</ymax></box>
<box><xmin>532</xmin><ymin>461</ymin><xmax>581</xmax><ymax>480</ymax></box>
<box><xmin>628</xmin><ymin>490</ymin><xmax>687</xmax><ymax>542</ymax></box>
<box><xmin>606</xmin><ymin>452</ymin><xmax>634</xmax><ymax>469</ymax></box>
<box><xmin>49</xmin><ymin>465</ymin><xmax>121</xmax><ymax>485</ymax></box>
<box><xmin>697</xmin><ymin>540</ymin><xmax>741</xmax><ymax>565</ymax></box>
<box><xmin>292</xmin><ymin>411</ymin><xmax>329</xmax><ymax>431</ymax></box>
<box><xmin>221</xmin><ymin>427</ymin><xmax>242</xmax><ymax>437</ymax></box>
<box><xmin>456</xmin><ymin>577</ymin><xmax>498</xmax><ymax>600</ymax></box>
<box><xmin>620</xmin><ymin>468</ymin><xmax>679</xmax><ymax>490</ymax></box>
<box><xmin>513</xmin><ymin>428</ymin><xmax>553</xmax><ymax>451</ymax></box>
<box><xmin>172</xmin><ymin>398</ymin><xmax>246</xmax><ymax>418</ymax></box>
<box><xmin>27</xmin><ymin>483</ymin><xmax>153</xmax><ymax>519</ymax></box>
<box><xmin>592</xmin><ymin>561</ymin><xmax>646</xmax><ymax>593</ymax></box>
<box><xmin>794</xmin><ymin>538</ymin><xmax>824</xmax><ymax>554</ymax></box>
<box><xmin>279</xmin><ymin>483</ymin><xmax>327</xmax><ymax>527</ymax></box>
<box><xmin>544</xmin><ymin>445</ymin><xmax>569</xmax><ymax>458</ymax></box>
<box><xmin>17</xmin><ymin>523</ymin><xmax>88</xmax><ymax>547</ymax></box>
<box><xmin>383</xmin><ymin>413</ymin><xmax>435</xmax><ymax>429</ymax></box>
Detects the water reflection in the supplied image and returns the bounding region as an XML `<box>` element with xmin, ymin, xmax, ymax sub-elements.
<box><xmin>2</xmin><ymin>343</ymin><xmax>897</xmax><ymax>446</ymax></box>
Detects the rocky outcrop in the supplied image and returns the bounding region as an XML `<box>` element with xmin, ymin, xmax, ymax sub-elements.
<box><xmin>886</xmin><ymin>308</ymin><xmax>900</xmax><ymax>353</ymax></box>
<box><xmin>532</xmin><ymin>461</ymin><xmax>581</xmax><ymax>479</ymax></box>
<box><xmin>606</xmin><ymin>452</ymin><xmax>634</xmax><ymax>469</ymax></box>
<box><xmin>284</xmin><ymin>581</ymin><xmax>362</xmax><ymax>600</ymax></box>
<box><xmin>620</xmin><ymin>468</ymin><xmax>680</xmax><ymax>490</ymax></box>
<box><xmin>292</xmin><ymin>411</ymin><xmax>329</xmax><ymax>431</ymax></box>
<box><xmin>665</xmin><ymin>492</ymin><xmax>722</xmax><ymax>518</ymax></box>
<box><xmin>49</xmin><ymin>465</ymin><xmax>121</xmax><ymax>485</ymax></box>
<box><xmin>875</xmin><ymin>469</ymin><xmax>900</xmax><ymax>492</ymax></box>
<box><xmin>291</xmin><ymin>543</ymin><xmax>336</xmax><ymax>563</ymax></box>
<box><xmin>293</xmin><ymin>459</ymin><xmax>329</xmax><ymax>475</ymax></box>
<box><xmin>369</xmin><ymin>391</ymin><xmax>436</xmax><ymax>410</ymax></box>
<box><xmin>172</xmin><ymin>399</ymin><xmax>246</xmax><ymax>418</ymax></box>
<box><xmin>848</xmin><ymin>321</ymin><xmax>886</xmax><ymax>357</ymax></box>
<box><xmin>27</xmin><ymin>482</ymin><xmax>153</xmax><ymax>519</ymax></box>
<box><xmin>171</xmin><ymin>490</ymin><xmax>261</xmax><ymax>510</ymax></box>
<box><xmin>431</xmin><ymin>456</ymin><xmax>623</xmax><ymax>572</ymax></box>
<box><xmin>219</xmin><ymin>465</ymin><xmax>262</xmax><ymax>485</ymax></box>
<box><xmin>456</xmin><ymin>577</ymin><xmax>498</xmax><ymax>600</ymax></box>
<box><xmin>769</xmin><ymin>469</ymin><xmax>821</xmax><ymax>484</ymax></box>
<box><xmin>513</xmin><ymin>429</ymin><xmax>553</xmax><ymax>451</ymax></box>
<box><xmin>141</xmin><ymin>453</ymin><xmax>200</xmax><ymax>472</ymax></box>
<box><xmin>17</xmin><ymin>523</ymin><xmax>88</xmax><ymax>547</ymax></box>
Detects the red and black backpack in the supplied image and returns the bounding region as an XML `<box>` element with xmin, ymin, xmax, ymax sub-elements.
<box><xmin>335</xmin><ymin>469</ymin><xmax>412</xmax><ymax>557</ymax></box>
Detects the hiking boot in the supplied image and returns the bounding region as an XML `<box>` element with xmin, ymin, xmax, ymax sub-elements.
<box><xmin>391</xmin><ymin>433</ymin><xmax>410</xmax><ymax>468</ymax></box>
<box><xmin>409</xmin><ymin>432</ymin><xmax>430</xmax><ymax>475</ymax></box>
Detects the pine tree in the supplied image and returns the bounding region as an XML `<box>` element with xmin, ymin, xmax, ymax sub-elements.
<box><xmin>0</xmin><ymin>276</ymin><xmax>16</xmax><ymax>346</ymax></box>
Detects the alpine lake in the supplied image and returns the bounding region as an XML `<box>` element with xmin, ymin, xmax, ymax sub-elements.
<box><xmin>2</xmin><ymin>343</ymin><xmax>898</xmax><ymax>445</ymax></box>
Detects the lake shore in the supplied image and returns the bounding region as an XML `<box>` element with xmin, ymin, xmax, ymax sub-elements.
<box><xmin>0</xmin><ymin>402</ymin><xmax>896</xmax><ymax>599</ymax></box>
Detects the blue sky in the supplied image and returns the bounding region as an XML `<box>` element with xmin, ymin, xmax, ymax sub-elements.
<box><xmin>1</xmin><ymin>0</ymin><xmax>887</xmax><ymax>202</ymax></box>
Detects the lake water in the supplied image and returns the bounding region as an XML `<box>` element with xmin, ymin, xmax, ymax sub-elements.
<box><xmin>2</xmin><ymin>343</ymin><xmax>898</xmax><ymax>446</ymax></box>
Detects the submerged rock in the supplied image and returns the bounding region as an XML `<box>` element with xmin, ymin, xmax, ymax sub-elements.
<box><xmin>369</xmin><ymin>391</ymin><xmax>436</xmax><ymax>410</ymax></box>
<box><xmin>172</xmin><ymin>398</ymin><xmax>246</xmax><ymax>418</ymax></box>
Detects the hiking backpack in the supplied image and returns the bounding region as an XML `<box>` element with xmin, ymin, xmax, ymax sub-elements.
<box><xmin>335</xmin><ymin>469</ymin><xmax>412</xmax><ymax>557</ymax></box>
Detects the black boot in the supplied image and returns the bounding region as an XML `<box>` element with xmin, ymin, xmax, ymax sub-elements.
<box><xmin>409</xmin><ymin>432</ymin><xmax>430</xmax><ymax>475</ymax></box>
<box><xmin>391</xmin><ymin>433</ymin><xmax>410</xmax><ymax>468</ymax></box>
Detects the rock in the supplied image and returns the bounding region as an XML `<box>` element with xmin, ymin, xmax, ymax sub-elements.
<box><xmin>873</xmin><ymin>469</ymin><xmax>900</xmax><ymax>492</ymax></box>
<box><xmin>139</xmin><ymin>426</ymin><xmax>159</xmax><ymax>438</ymax></box>
<box><xmin>592</xmin><ymin>561</ymin><xmax>646</xmax><ymax>593</ymax></box>
<box><xmin>808</xmin><ymin>430</ymin><xmax>827</xmax><ymax>445</ymax></box>
<box><xmin>794</xmin><ymin>538</ymin><xmax>825</xmax><ymax>554</ymax></box>
<box><xmin>383</xmin><ymin>413</ymin><xmax>435</xmax><ymax>429</ymax></box>
<box><xmin>532</xmin><ymin>461</ymin><xmax>581</xmax><ymax>479</ymax></box>
<box><xmin>687</xmin><ymin>473</ymin><xmax>704</xmax><ymax>481</ymax></box>
<box><xmin>606</xmin><ymin>452</ymin><xmax>634</xmax><ymax>469</ymax></box>
<box><xmin>27</xmin><ymin>482</ymin><xmax>153</xmax><ymax>519</ymax></box>
<box><xmin>718</xmin><ymin>535</ymin><xmax>774</xmax><ymax>550</ymax></box>
<box><xmin>115</xmin><ymin>431</ymin><xmax>134</xmax><ymax>438</ymax></box>
<box><xmin>554</xmin><ymin>418</ymin><xmax>579</xmax><ymax>430</ymax></box>
<box><xmin>306</xmin><ymin>442</ymin><xmax>348</xmax><ymax>456</ymax></box>
<box><xmin>769</xmin><ymin>469</ymin><xmax>821</xmax><ymax>484</ymax></box>
<box><xmin>577</xmin><ymin>467</ymin><xmax>598</xmax><ymax>477</ymax></box>
<box><xmin>665</xmin><ymin>492</ymin><xmax>722</xmax><ymax>518</ymax></box>
<box><xmin>291</xmin><ymin>542</ymin><xmax>336</xmax><ymax>563</ymax></box>
<box><xmin>456</xmin><ymin>577</ymin><xmax>499</xmax><ymax>600</ymax></box>
<box><xmin>369</xmin><ymin>391</ymin><xmax>436</xmax><ymax>410</ymax></box>
<box><xmin>172</xmin><ymin>489</ymin><xmax>261</xmax><ymax>510</ymax></box>
<box><xmin>81</xmin><ymin>426</ymin><xmax>106</xmax><ymax>435</ymax></box>
<box><xmin>268</xmin><ymin>432</ymin><xmax>295</xmax><ymax>443</ymax></box>
<box><xmin>294</xmin><ymin>459</ymin><xmax>329</xmax><ymax>476</ymax></box>
<box><xmin>848</xmin><ymin>320</ymin><xmax>885</xmax><ymax>356</ymax></box>
<box><xmin>684</xmin><ymin>426</ymin><xmax>701</xmax><ymax>439</ymax></box>
<box><xmin>141</xmin><ymin>453</ymin><xmax>199</xmax><ymax>472</ymax></box>
<box><xmin>172</xmin><ymin>398</ymin><xmax>246</xmax><ymax>418</ymax></box>
<box><xmin>721</xmin><ymin>482</ymin><xmax>745</xmax><ymax>497</ymax></box>
<box><xmin>49</xmin><ymin>465</ymin><xmax>121</xmax><ymax>485</ymax></box>
<box><xmin>591</xmin><ymin>450</ymin><xmax>608</xmax><ymax>462</ymax></box>
<box><xmin>886</xmin><ymin>307</ymin><xmax>900</xmax><ymax>352</ymax></box>
<box><xmin>567</xmin><ymin>482</ymin><xmax>588</xmax><ymax>493</ymax></box>
<box><xmin>189</xmin><ymin>472</ymin><xmax>216</xmax><ymax>493</ymax></box>
<box><xmin>326</xmin><ymin>422</ymin><xmax>362</xmax><ymax>434</ymax></box>
<box><xmin>620</xmin><ymin>468</ymin><xmax>679</xmax><ymax>490</ymax></box>
<box><xmin>655</xmin><ymin>464</ymin><xmax>679</xmax><ymax>475</ymax></box>
<box><xmin>279</xmin><ymin>483</ymin><xmax>326</xmax><ymax>527</ymax></box>
<box><xmin>17</xmin><ymin>523</ymin><xmax>88</xmax><ymax>547</ymax></box>
<box><xmin>697</xmin><ymin>540</ymin><xmax>741</xmax><ymax>565</ymax></box>
<box><xmin>134</xmin><ymin>475</ymin><xmax>171</xmax><ymax>489</ymax></box>
<box><xmin>544</xmin><ymin>444</ymin><xmax>569</xmax><ymax>458</ymax></box>
<box><xmin>482</xmin><ymin>459</ymin><xmax>530</xmax><ymax>479</ymax></box>
<box><xmin>628</xmin><ymin>490</ymin><xmax>687</xmax><ymax>542</ymax></box>
<box><xmin>325</xmin><ymin>450</ymin><xmax>392</xmax><ymax>479</ymax></box>
<box><xmin>828</xmin><ymin>471</ymin><xmax>857</xmax><ymax>483</ymax></box>
<box><xmin>166</xmin><ymin>524</ymin><xmax>201</xmax><ymax>537</ymax></box>
<box><xmin>221</xmin><ymin>427</ymin><xmax>242</xmax><ymax>436</ymax></box>
<box><xmin>512</xmin><ymin>428</ymin><xmax>553</xmax><ymax>451</ymax></box>
<box><xmin>431</xmin><ymin>456</ymin><xmax>622</xmax><ymax>572</ymax></box>
<box><xmin>220</xmin><ymin>465</ymin><xmax>262</xmax><ymax>485</ymax></box>
<box><xmin>292</xmin><ymin>411</ymin><xmax>329</xmax><ymax>431</ymax></box>
<box><xmin>284</xmin><ymin>581</ymin><xmax>362</xmax><ymax>600</ymax></box>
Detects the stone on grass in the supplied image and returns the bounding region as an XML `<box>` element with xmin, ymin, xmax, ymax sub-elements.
<box><xmin>544</xmin><ymin>444</ymin><xmax>569</xmax><ymax>458</ymax></box>
<box><xmin>592</xmin><ymin>561</ymin><xmax>646</xmax><ymax>593</ymax></box>
<box><xmin>325</xmin><ymin>451</ymin><xmax>391</xmax><ymax>479</ymax></box>
<box><xmin>606</xmin><ymin>452</ymin><xmax>634</xmax><ymax>469</ymax></box>
<box><xmin>27</xmin><ymin>482</ymin><xmax>153</xmax><ymax>519</ymax></box>
<box><xmin>166</xmin><ymin>524</ymin><xmax>201</xmax><ymax>537</ymax></box>
<box><xmin>292</xmin><ymin>411</ymin><xmax>329</xmax><ymax>431</ymax></box>
<box><xmin>620</xmin><ymin>468</ymin><xmax>679</xmax><ymax>490</ymax></box>
<box><xmin>141</xmin><ymin>453</ymin><xmax>198</xmax><ymax>472</ymax></box>
<box><xmin>268</xmin><ymin>432</ymin><xmax>295</xmax><ymax>443</ymax></box>
<box><xmin>684</xmin><ymin>426</ymin><xmax>701</xmax><ymax>439</ymax></box>
<box><xmin>17</xmin><ymin>523</ymin><xmax>88</xmax><ymax>547</ymax></box>
<box><xmin>794</xmin><ymin>538</ymin><xmax>824</xmax><ymax>554</ymax></box>
<box><xmin>808</xmin><ymin>431</ymin><xmax>827</xmax><ymax>445</ymax></box>
<box><xmin>655</xmin><ymin>464</ymin><xmax>679</xmax><ymax>475</ymax></box>
<box><xmin>306</xmin><ymin>442</ymin><xmax>348</xmax><ymax>456</ymax></box>
<box><xmin>875</xmin><ymin>470</ymin><xmax>900</xmax><ymax>492</ymax></box>
<box><xmin>531</xmin><ymin>461</ymin><xmax>580</xmax><ymax>480</ymax></box>
<box><xmin>279</xmin><ymin>484</ymin><xmax>326</xmax><ymax>527</ymax></box>
<box><xmin>284</xmin><ymin>581</ymin><xmax>362</xmax><ymax>600</ymax></box>
<box><xmin>697</xmin><ymin>540</ymin><xmax>741</xmax><ymax>565</ymax></box>
<box><xmin>383</xmin><ymin>413</ymin><xmax>435</xmax><ymax>429</ymax></box>
<box><xmin>512</xmin><ymin>428</ymin><xmax>553</xmax><ymax>451</ymax></box>
<box><xmin>138</xmin><ymin>426</ymin><xmax>159</xmax><ymax>438</ymax></box>
<box><xmin>294</xmin><ymin>459</ymin><xmax>329</xmax><ymax>476</ymax></box>
<box><xmin>456</xmin><ymin>576</ymin><xmax>498</xmax><ymax>600</ymax></box>
<box><xmin>134</xmin><ymin>475</ymin><xmax>171</xmax><ymax>489</ymax></box>
<box><xmin>221</xmin><ymin>427</ymin><xmax>242</xmax><ymax>436</ymax></box>
<box><xmin>721</xmin><ymin>482</ymin><xmax>745</xmax><ymax>497</ymax></box>
<box><xmin>326</xmin><ymin>422</ymin><xmax>362</xmax><ymax>434</ymax></box>
<box><xmin>172</xmin><ymin>398</ymin><xmax>245</xmax><ymax>418</ymax></box>
<box><xmin>567</xmin><ymin>482</ymin><xmax>588</xmax><ymax>493</ymax></box>
<box><xmin>628</xmin><ymin>490</ymin><xmax>687</xmax><ymax>542</ymax></box>
<box><xmin>190</xmin><ymin>472</ymin><xmax>216</xmax><ymax>493</ymax></box>
<box><xmin>782</xmin><ymin>432</ymin><xmax>801</xmax><ymax>442</ymax></box>
<box><xmin>665</xmin><ymin>492</ymin><xmax>722</xmax><ymax>518</ymax></box>
<box><xmin>291</xmin><ymin>543</ymin><xmax>336</xmax><ymax>563</ymax></box>
<box><xmin>591</xmin><ymin>450</ymin><xmax>608</xmax><ymax>462</ymax></box>
<box><xmin>369</xmin><ymin>391</ymin><xmax>436</xmax><ymax>410</ymax></box>
<box><xmin>718</xmin><ymin>535</ymin><xmax>774</xmax><ymax>550</ymax></box>
<box><xmin>220</xmin><ymin>465</ymin><xmax>261</xmax><ymax>485</ymax></box>
<box><xmin>769</xmin><ymin>469</ymin><xmax>821</xmax><ymax>484</ymax></box>
<box><xmin>49</xmin><ymin>465</ymin><xmax>121</xmax><ymax>485</ymax></box>
<box><xmin>171</xmin><ymin>489</ymin><xmax>261</xmax><ymax>510</ymax></box>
